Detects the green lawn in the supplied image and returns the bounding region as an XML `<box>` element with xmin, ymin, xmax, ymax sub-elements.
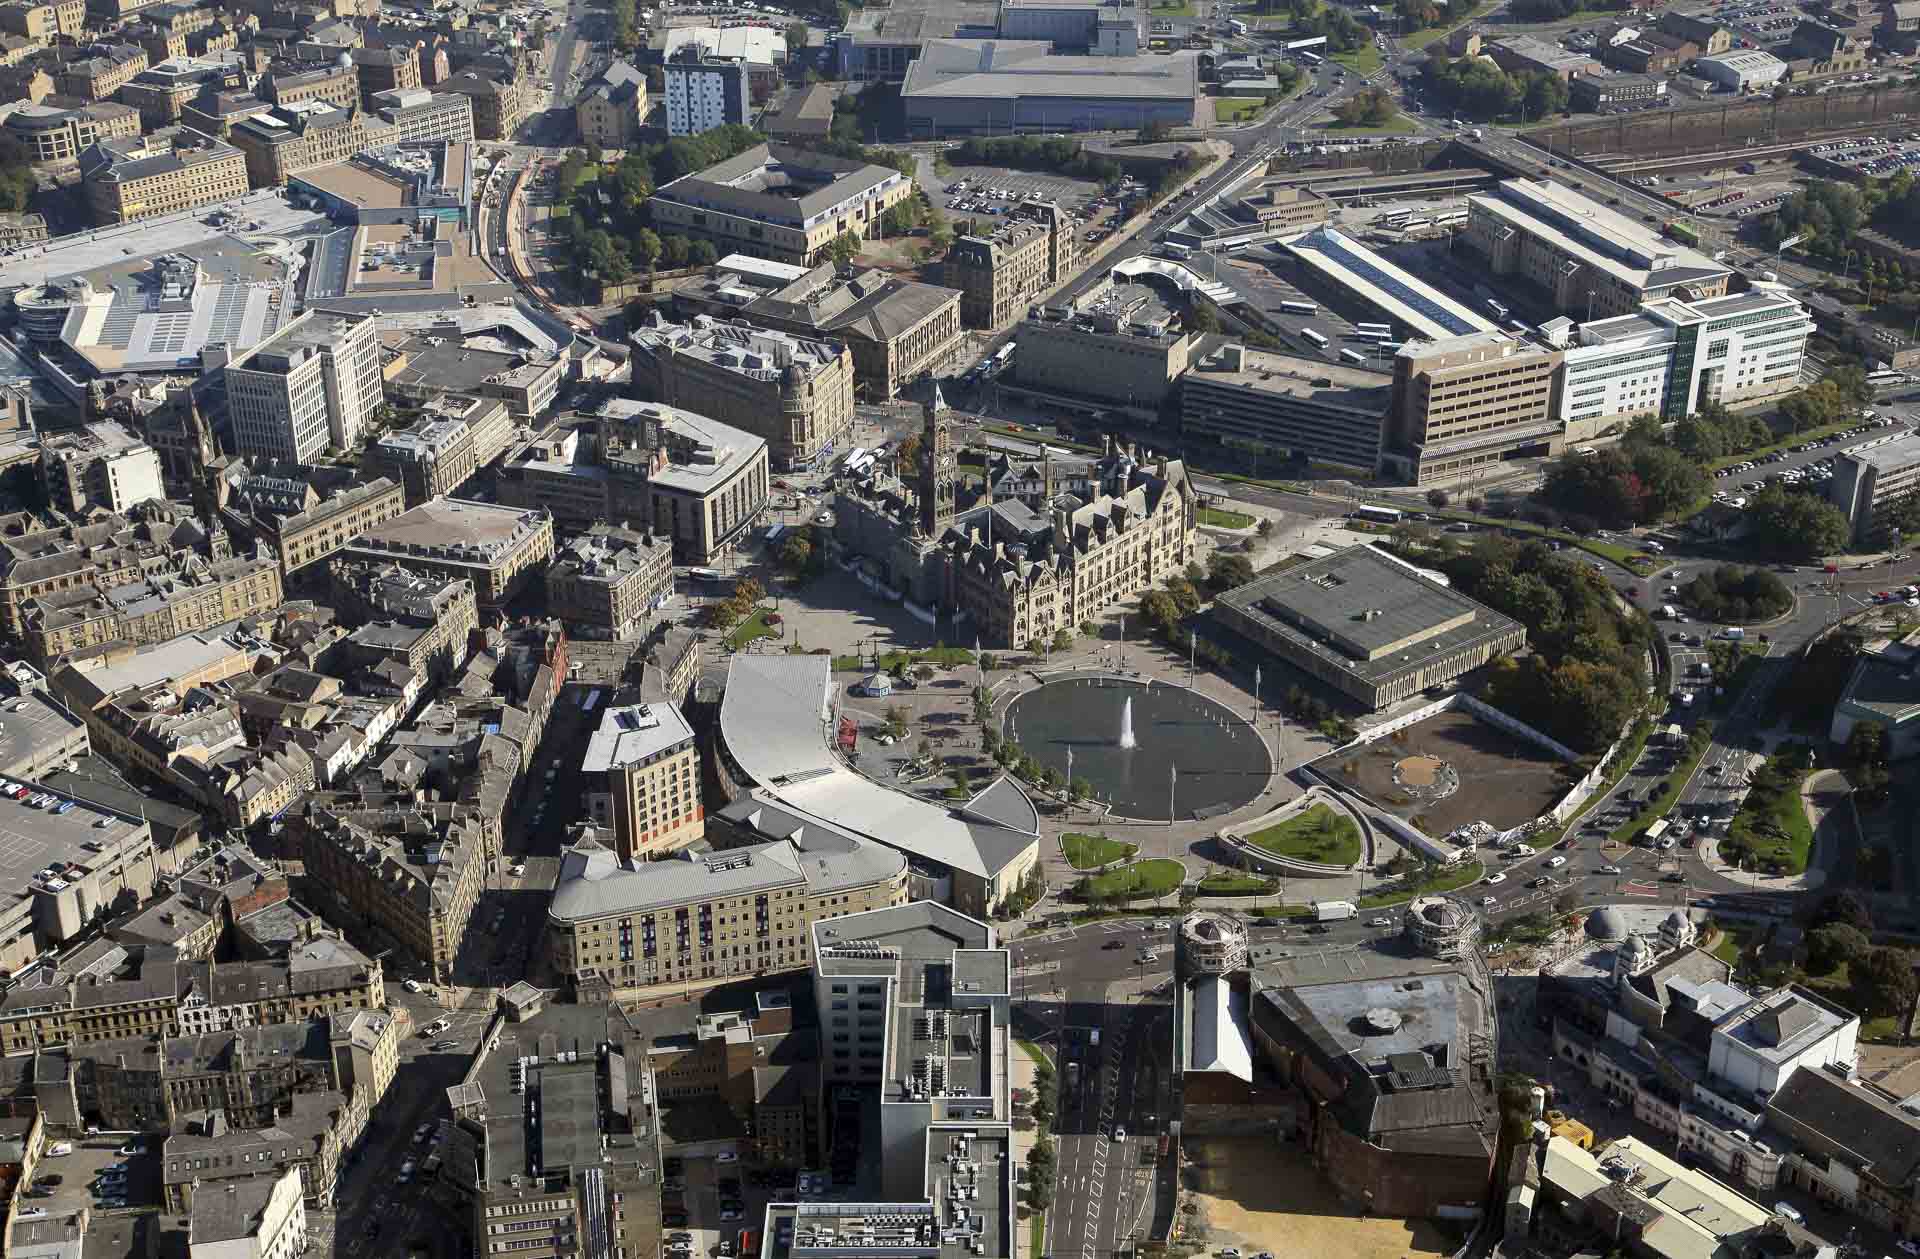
<box><xmin>1196</xmin><ymin>873</ymin><xmax>1277</xmax><ymax>894</ymax></box>
<box><xmin>1360</xmin><ymin>860</ymin><xmax>1486</xmax><ymax>908</ymax></box>
<box><xmin>1080</xmin><ymin>859</ymin><xmax>1186</xmax><ymax>901</ymax></box>
<box><xmin>1722</xmin><ymin>756</ymin><xmax>1815</xmax><ymax>875</ymax></box>
<box><xmin>1213</xmin><ymin>97</ymin><xmax>1267</xmax><ymax>124</ymax></box>
<box><xmin>1708</xmin><ymin>925</ymin><xmax>1747</xmax><ymax>967</ymax></box>
<box><xmin>1061</xmin><ymin>832</ymin><xmax>1138</xmax><ymax>870</ymax></box>
<box><xmin>1028</xmin><ymin>1212</ymin><xmax>1046</xmax><ymax>1259</ymax></box>
<box><xmin>1198</xmin><ymin>505</ymin><xmax>1257</xmax><ymax>529</ymax></box>
<box><xmin>1399</xmin><ymin>0</ymin><xmax>1492</xmax><ymax>48</ymax></box>
<box><xmin>1147</xmin><ymin>0</ymin><xmax>1194</xmax><ymax>12</ymax></box>
<box><xmin>1243</xmin><ymin>804</ymin><xmax>1363</xmax><ymax>867</ymax></box>
<box><xmin>1330</xmin><ymin>44</ymin><xmax>1383</xmax><ymax>74</ymax></box>
<box><xmin>1315</xmin><ymin>114</ymin><xmax>1417</xmax><ymax>135</ymax></box>
<box><xmin>727</xmin><ymin>609</ymin><xmax>777</xmax><ymax>649</ymax></box>
<box><xmin>832</xmin><ymin>646</ymin><xmax>977</xmax><ymax>672</ymax></box>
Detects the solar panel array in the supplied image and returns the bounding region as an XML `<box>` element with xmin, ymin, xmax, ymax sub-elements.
<box><xmin>96</xmin><ymin>290</ymin><xmax>140</xmax><ymax>349</ymax></box>
<box><xmin>206</xmin><ymin>283</ymin><xmax>254</xmax><ymax>344</ymax></box>
<box><xmin>146</xmin><ymin>311</ymin><xmax>195</xmax><ymax>356</ymax></box>
<box><xmin>1294</xmin><ymin>229</ymin><xmax>1482</xmax><ymax>337</ymax></box>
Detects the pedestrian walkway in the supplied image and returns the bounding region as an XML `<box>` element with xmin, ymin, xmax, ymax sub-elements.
<box><xmin>1011</xmin><ymin>1040</ymin><xmax>1046</xmax><ymax>1259</ymax></box>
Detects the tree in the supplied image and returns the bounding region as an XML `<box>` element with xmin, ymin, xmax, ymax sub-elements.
<box><xmin>1813</xmin><ymin>890</ymin><xmax>1874</xmax><ymax>932</ymax></box>
<box><xmin>1426</xmin><ymin>488</ymin><xmax>1451</xmax><ymax>509</ymax></box>
<box><xmin>828</xmin><ymin>231</ymin><xmax>862</xmax><ymax>265</ymax></box>
<box><xmin>632</xmin><ymin>227</ymin><xmax>661</xmax><ymax>270</ymax></box>
<box><xmin>785</xmin><ymin>19</ymin><xmax>810</xmax><ymax>51</ymax></box>
<box><xmin>1206</xmin><ymin>552</ymin><xmax>1256</xmax><ymax>591</ymax></box>
<box><xmin>779</xmin><ymin>532</ymin><xmax>813</xmax><ymax>573</ymax></box>
<box><xmin>1746</xmin><ymin>485</ymin><xmax>1849</xmax><ymax>560</ymax></box>
<box><xmin>1850</xmin><ymin>946</ymin><xmax>1919</xmax><ymax>1019</ymax></box>
<box><xmin>733</xmin><ymin>577</ymin><xmax>764</xmax><ymax>605</ymax></box>
<box><xmin>1848</xmin><ymin>719</ymin><xmax>1888</xmax><ymax>768</ymax></box>
<box><xmin>1256</xmin><ymin>518</ymin><xmax>1273</xmax><ymax>537</ymax></box>
<box><xmin>1187</xmin><ymin>304</ymin><xmax>1221</xmax><ymax>334</ymax></box>
<box><xmin>689</xmin><ymin>239</ymin><xmax>719</xmax><ymax>266</ymax></box>
<box><xmin>1052</xmin><ymin>626</ymin><xmax>1074</xmax><ymax>652</ymax></box>
<box><xmin>1465</xmin><ymin>494</ymin><xmax>1486</xmax><ymax>514</ymax></box>
<box><xmin>661</xmin><ymin>234</ymin><xmax>691</xmax><ymax>268</ymax></box>
<box><xmin>1519</xmin><ymin>70</ymin><xmax>1568</xmax><ymax>121</ymax></box>
<box><xmin>884</xmin><ymin>706</ymin><xmax>908</xmax><ymax>739</ymax></box>
<box><xmin>1807</xmin><ymin>923</ymin><xmax>1871</xmax><ymax>975</ymax></box>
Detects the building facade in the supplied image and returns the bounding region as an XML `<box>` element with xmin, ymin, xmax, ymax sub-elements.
<box><xmin>81</xmin><ymin>127</ymin><xmax>250</xmax><ymax>225</ymax></box>
<box><xmin>546</xmin><ymin>525</ymin><xmax>675</xmax><ymax>642</ymax></box>
<box><xmin>648</xmin><ymin>142</ymin><xmax>915</xmax><ymax>267</ymax></box>
<box><xmin>943</xmin><ymin>201</ymin><xmax>1079</xmax><ymax>329</ymax></box>
<box><xmin>629</xmin><ymin>316</ymin><xmax>857</xmax><ymax>472</ymax></box>
<box><xmin>1383</xmin><ymin>332</ymin><xmax>1564</xmax><ymax>487</ymax></box>
<box><xmin>334</xmin><ymin>497</ymin><xmax>555</xmax><ymax>609</ymax></box>
<box><xmin>1180</xmin><ymin>342</ymin><xmax>1388</xmax><ymax>474</ymax></box>
<box><xmin>1832</xmin><ymin>430</ymin><xmax>1920</xmax><ymax>544</ymax></box>
<box><xmin>225</xmin><ymin>309</ymin><xmax>383</xmax><ymax>465</ymax></box>
<box><xmin>663</xmin><ymin>55</ymin><xmax>749</xmax><ymax>136</ymax></box>
<box><xmin>1556</xmin><ymin>292</ymin><xmax>1811</xmax><ymax>439</ymax></box>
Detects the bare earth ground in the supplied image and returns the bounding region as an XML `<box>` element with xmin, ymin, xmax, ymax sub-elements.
<box><xmin>1859</xmin><ymin>1043</ymin><xmax>1920</xmax><ymax>1094</ymax></box>
<box><xmin>1180</xmin><ymin>1138</ymin><xmax>1454</xmax><ymax>1259</ymax></box>
<box><xmin>1310</xmin><ymin>709</ymin><xmax>1571</xmax><ymax>835</ymax></box>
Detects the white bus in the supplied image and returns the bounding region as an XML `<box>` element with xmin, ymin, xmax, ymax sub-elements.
<box><xmin>1402</xmin><ymin>217</ymin><xmax>1431</xmax><ymax>232</ymax></box>
<box><xmin>1379</xmin><ymin>212</ymin><xmax>1410</xmax><ymax>228</ymax></box>
<box><xmin>1297</xmin><ymin>49</ymin><xmax>1322</xmax><ymax>65</ymax></box>
<box><xmin>1354</xmin><ymin>322</ymin><xmax>1391</xmax><ymax>338</ymax></box>
<box><xmin>1160</xmin><ymin>243</ymin><xmax>1192</xmax><ymax>260</ymax></box>
<box><xmin>765</xmin><ymin>523</ymin><xmax>787</xmax><ymax>548</ymax></box>
<box><xmin>1279</xmin><ymin>299</ymin><xmax>1318</xmax><ymax>316</ymax></box>
<box><xmin>687</xmin><ymin>567</ymin><xmax>730</xmax><ymax>584</ymax></box>
<box><xmin>582</xmin><ymin>688</ymin><xmax>603</xmax><ymax>713</ymax></box>
<box><xmin>1300</xmin><ymin>327</ymin><xmax>1329</xmax><ymax>348</ymax></box>
<box><xmin>1351</xmin><ymin>505</ymin><xmax>1402</xmax><ymax>525</ymax></box>
<box><xmin>1339</xmin><ymin>347</ymin><xmax>1368</xmax><ymax>364</ymax></box>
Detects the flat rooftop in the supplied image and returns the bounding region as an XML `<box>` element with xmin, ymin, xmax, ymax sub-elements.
<box><xmin>0</xmin><ymin>782</ymin><xmax>150</xmax><ymax>923</ymax></box>
<box><xmin>1714</xmin><ymin>985</ymin><xmax>1852</xmax><ymax>1062</ymax></box>
<box><xmin>1218</xmin><ymin>543</ymin><xmax>1520</xmax><ymax>665</ymax></box>
<box><xmin>1840</xmin><ymin>429</ymin><xmax>1920</xmax><ymax>473</ymax></box>
<box><xmin>1280</xmin><ymin>226</ymin><xmax>1497</xmax><ymax>340</ymax></box>
<box><xmin>1184</xmin><ymin>343</ymin><xmax>1393</xmax><ymax>403</ymax></box>
<box><xmin>0</xmin><ymin>689</ymin><xmax>86</xmax><ymax>775</ymax></box>
<box><xmin>580</xmin><ymin>701</ymin><xmax>695</xmax><ymax>771</ymax></box>
<box><xmin>633</xmin><ymin>313</ymin><xmax>845</xmax><ymax>380</ymax></box>
<box><xmin>463</xmin><ymin>1001</ymin><xmax>648</xmax><ymax>1191</ymax></box>
<box><xmin>349</xmin><ymin>497</ymin><xmax>544</xmax><ymax>561</ymax></box>
<box><xmin>1838</xmin><ymin>652</ymin><xmax>1920</xmax><ymax>726</ymax></box>
<box><xmin>1470</xmin><ymin>180</ymin><xmax>1730</xmax><ymax>294</ymax></box>
<box><xmin>841</xmin><ymin>0</ymin><xmax>999</xmax><ymax>44</ymax></box>
<box><xmin>902</xmin><ymin>39</ymin><xmax>1201</xmax><ymax>103</ymax></box>
<box><xmin>387</xmin><ymin>332</ymin><xmax>555</xmax><ymax>395</ymax></box>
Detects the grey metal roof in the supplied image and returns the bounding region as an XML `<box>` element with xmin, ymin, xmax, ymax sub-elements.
<box><xmin>720</xmin><ymin>655</ymin><xmax>1041</xmax><ymax>879</ymax></box>
<box><xmin>901</xmin><ymin>39</ymin><xmax>1201</xmax><ymax>102</ymax></box>
<box><xmin>547</xmin><ymin>826</ymin><xmax>903</xmax><ymax>923</ymax></box>
<box><xmin>1187</xmin><ymin>975</ymin><xmax>1252</xmax><ymax>1080</ymax></box>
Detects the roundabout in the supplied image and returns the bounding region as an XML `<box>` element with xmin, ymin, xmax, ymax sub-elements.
<box><xmin>1003</xmin><ymin>674</ymin><xmax>1272</xmax><ymax>821</ymax></box>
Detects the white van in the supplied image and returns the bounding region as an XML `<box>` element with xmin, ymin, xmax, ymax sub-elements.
<box><xmin>1721</xmin><ymin>627</ymin><xmax>1746</xmax><ymax>640</ymax></box>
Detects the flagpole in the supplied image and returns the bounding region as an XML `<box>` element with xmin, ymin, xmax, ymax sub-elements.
<box><xmin>1168</xmin><ymin>764</ymin><xmax>1176</xmax><ymax>829</ymax></box>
